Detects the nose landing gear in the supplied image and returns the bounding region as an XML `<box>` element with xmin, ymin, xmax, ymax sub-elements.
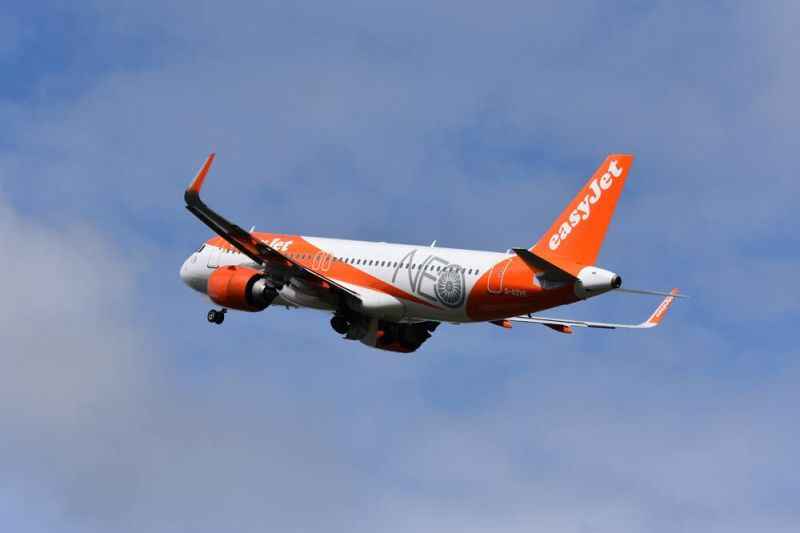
<box><xmin>207</xmin><ymin>308</ymin><xmax>227</xmax><ymax>324</ymax></box>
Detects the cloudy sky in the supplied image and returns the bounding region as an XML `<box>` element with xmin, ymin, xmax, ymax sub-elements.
<box><xmin>1</xmin><ymin>1</ymin><xmax>798</xmax><ymax>532</ymax></box>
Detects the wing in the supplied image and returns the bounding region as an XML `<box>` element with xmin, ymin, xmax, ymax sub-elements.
<box><xmin>508</xmin><ymin>288</ymin><xmax>679</xmax><ymax>333</ymax></box>
<box><xmin>184</xmin><ymin>153</ymin><xmax>361</xmax><ymax>300</ymax></box>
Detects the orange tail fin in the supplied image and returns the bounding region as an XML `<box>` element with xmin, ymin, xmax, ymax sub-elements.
<box><xmin>531</xmin><ymin>154</ymin><xmax>634</xmax><ymax>266</ymax></box>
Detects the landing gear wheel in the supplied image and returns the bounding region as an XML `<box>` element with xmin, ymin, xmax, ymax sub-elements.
<box><xmin>207</xmin><ymin>309</ymin><xmax>226</xmax><ymax>324</ymax></box>
<box><xmin>330</xmin><ymin>315</ymin><xmax>349</xmax><ymax>335</ymax></box>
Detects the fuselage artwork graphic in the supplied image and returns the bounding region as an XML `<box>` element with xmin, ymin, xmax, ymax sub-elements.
<box><xmin>180</xmin><ymin>153</ymin><xmax>682</xmax><ymax>353</ymax></box>
<box><xmin>391</xmin><ymin>249</ymin><xmax>466</xmax><ymax>308</ymax></box>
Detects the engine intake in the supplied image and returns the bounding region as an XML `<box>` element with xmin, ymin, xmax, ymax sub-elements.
<box><xmin>207</xmin><ymin>265</ymin><xmax>277</xmax><ymax>311</ymax></box>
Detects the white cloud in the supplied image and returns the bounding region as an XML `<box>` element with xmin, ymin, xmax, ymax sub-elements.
<box><xmin>0</xmin><ymin>1</ymin><xmax>798</xmax><ymax>531</ymax></box>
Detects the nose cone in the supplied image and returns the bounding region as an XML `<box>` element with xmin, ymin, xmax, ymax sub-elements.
<box><xmin>180</xmin><ymin>255</ymin><xmax>206</xmax><ymax>292</ymax></box>
<box><xmin>180</xmin><ymin>257</ymin><xmax>192</xmax><ymax>285</ymax></box>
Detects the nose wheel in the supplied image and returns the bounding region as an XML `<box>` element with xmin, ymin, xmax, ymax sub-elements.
<box><xmin>207</xmin><ymin>308</ymin><xmax>226</xmax><ymax>324</ymax></box>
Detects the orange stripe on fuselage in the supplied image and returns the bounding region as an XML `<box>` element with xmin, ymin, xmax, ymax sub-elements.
<box><xmin>207</xmin><ymin>235</ymin><xmax>585</xmax><ymax>322</ymax></box>
<box><xmin>207</xmin><ymin>233</ymin><xmax>440</xmax><ymax>309</ymax></box>
<box><xmin>465</xmin><ymin>256</ymin><xmax>580</xmax><ymax>322</ymax></box>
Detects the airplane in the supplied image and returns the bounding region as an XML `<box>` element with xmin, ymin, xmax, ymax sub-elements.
<box><xmin>180</xmin><ymin>153</ymin><xmax>683</xmax><ymax>352</ymax></box>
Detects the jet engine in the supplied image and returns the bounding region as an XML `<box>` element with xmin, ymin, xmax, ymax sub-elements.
<box><xmin>207</xmin><ymin>265</ymin><xmax>278</xmax><ymax>311</ymax></box>
<box><xmin>350</xmin><ymin>317</ymin><xmax>438</xmax><ymax>353</ymax></box>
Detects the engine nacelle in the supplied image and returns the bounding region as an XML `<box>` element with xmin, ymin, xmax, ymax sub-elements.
<box><xmin>573</xmin><ymin>266</ymin><xmax>622</xmax><ymax>299</ymax></box>
<box><xmin>358</xmin><ymin>318</ymin><xmax>438</xmax><ymax>353</ymax></box>
<box><xmin>207</xmin><ymin>265</ymin><xmax>277</xmax><ymax>311</ymax></box>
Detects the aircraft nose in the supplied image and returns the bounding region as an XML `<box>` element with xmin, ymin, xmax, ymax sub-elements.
<box><xmin>180</xmin><ymin>254</ymin><xmax>207</xmax><ymax>292</ymax></box>
<box><xmin>180</xmin><ymin>256</ymin><xmax>194</xmax><ymax>286</ymax></box>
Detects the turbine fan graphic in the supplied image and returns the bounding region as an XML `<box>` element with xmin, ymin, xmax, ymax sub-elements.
<box><xmin>435</xmin><ymin>267</ymin><xmax>465</xmax><ymax>308</ymax></box>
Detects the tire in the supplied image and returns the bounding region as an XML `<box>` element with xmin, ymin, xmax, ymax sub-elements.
<box><xmin>330</xmin><ymin>315</ymin><xmax>349</xmax><ymax>335</ymax></box>
<box><xmin>207</xmin><ymin>310</ymin><xmax>218</xmax><ymax>323</ymax></box>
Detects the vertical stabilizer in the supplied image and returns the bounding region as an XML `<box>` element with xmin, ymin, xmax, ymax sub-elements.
<box><xmin>531</xmin><ymin>154</ymin><xmax>634</xmax><ymax>266</ymax></box>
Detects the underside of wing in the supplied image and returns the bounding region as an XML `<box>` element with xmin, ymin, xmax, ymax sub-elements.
<box><xmin>508</xmin><ymin>288</ymin><xmax>679</xmax><ymax>333</ymax></box>
<box><xmin>184</xmin><ymin>154</ymin><xmax>361</xmax><ymax>301</ymax></box>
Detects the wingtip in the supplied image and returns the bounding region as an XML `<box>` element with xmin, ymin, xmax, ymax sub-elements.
<box><xmin>645</xmin><ymin>289</ymin><xmax>678</xmax><ymax>326</ymax></box>
<box><xmin>187</xmin><ymin>153</ymin><xmax>216</xmax><ymax>196</ymax></box>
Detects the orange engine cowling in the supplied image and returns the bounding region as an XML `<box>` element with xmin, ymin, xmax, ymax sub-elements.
<box><xmin>207</xmin><ymin>265</ymin><xmax>278</xmax><ymax>312</ymax></box>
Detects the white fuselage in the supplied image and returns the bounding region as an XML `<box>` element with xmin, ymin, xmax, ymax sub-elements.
<box><xmin>181</xmin><ymin>235</ymin><xmax>521</xmax><ymax>323</ymax></box>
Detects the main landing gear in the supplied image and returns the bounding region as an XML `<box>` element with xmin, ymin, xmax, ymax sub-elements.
<box><xmin>330</xmin><ymin>315</ymin><xmax>349</xmax><ymax>335</ymax></box>
<box><xmin>207</xmin><ymin>308</ymin><xmax>227</xmax><ymax>325</ymax></box>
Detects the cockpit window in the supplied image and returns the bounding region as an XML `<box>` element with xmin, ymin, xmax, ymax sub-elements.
<box><xmin>196</xmin><ymin>244</ymin><xmax>206</xmax><ymax>253</ymax></box>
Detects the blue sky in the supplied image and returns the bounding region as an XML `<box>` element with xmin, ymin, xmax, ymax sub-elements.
<box><xmin>1</xmin><ymin>2</ymin><xmax>798</xmax><ymax>532</ymax></box>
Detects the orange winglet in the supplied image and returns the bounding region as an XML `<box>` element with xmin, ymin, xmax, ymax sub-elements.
<box><xmin>187</xmin><ymin>153</ymin><xmax>216</xmax><ymax>194</ymax></box>
<box><xmin>544</xmin><ymin>323</ymin><xmax>573</xmax><ymax>334</ymax></box>
<box><xmin>645</xmin><ymin>288</ymin><xmax>678</xmax><ymax>326</ymax></box>
<box><xmin>490</xmin><ymin>319</ymin><xmax>513</xmax><ymax>329</ymax></box>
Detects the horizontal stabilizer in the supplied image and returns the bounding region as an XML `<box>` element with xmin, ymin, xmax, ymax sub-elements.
<box><xmin>614</xmin><ymin>287</ymin><xmax>688</xmax><ymax>298</ymax></box>
<box><xmin>511</xmin><ymin>248</ymin><xmax>577</xmax><ymax>281</ymax></box>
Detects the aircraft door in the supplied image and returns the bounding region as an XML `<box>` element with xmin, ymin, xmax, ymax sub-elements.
<box><xmin>207</xmin><ymin>246</ymin><xmax>220</xmax><ymax>268</ymax></box>
<box><xmin>486</xmin><ymin>257</ymin><xmax>512</xmax><ymax>294</ymax></box>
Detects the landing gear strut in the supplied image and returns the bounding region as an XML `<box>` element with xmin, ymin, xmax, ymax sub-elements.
<box><xmin>207</xmin><ymin>308</ymin><xmax>226</xmax><ymax>325</ymax></box>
